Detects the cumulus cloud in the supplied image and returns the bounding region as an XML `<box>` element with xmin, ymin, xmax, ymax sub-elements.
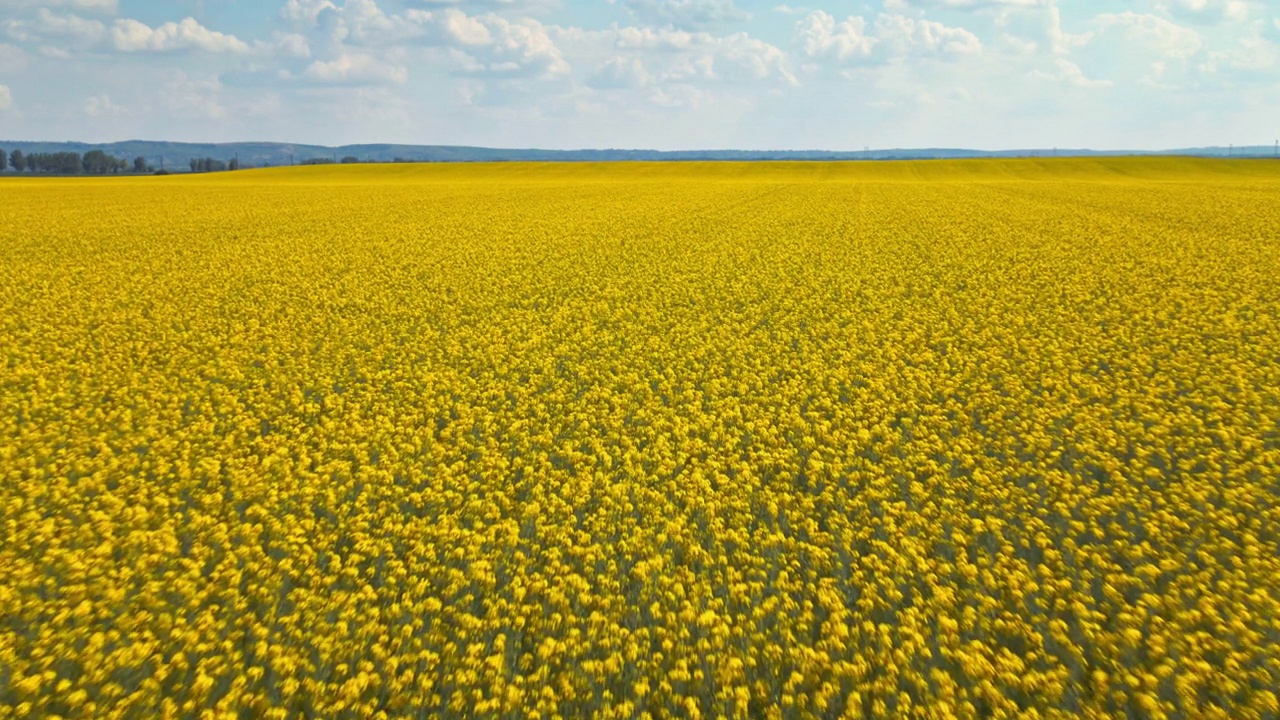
<box><xmin>620</xmin><ymin>0</ymin><xmax>749</xmax><ymax>30</ymax></box>
<box><xmin>412</xmin><ymin>0</ymin><xmax>561</xmax><ymax>13</ymax></box>
<box><xmin>1049</xmin><ymin>57</ymin><xmax>1112</xmax><ymax>88</ymax></box>
<box><xmin>275</xmin><ymin>32</ymin><xmax>312</xmax><ymax>58</ymax></box>
<box><xmin>875</xmin><ymin>14</ymin><xmax>983</xmax><ymax>55</ymax></box>
<box><xmin>161</xmin><ymin>72</ymin><xmax>228</xmax><ymax>120</ymax></box>
<box><xmin>588</xmin><ymin>55</ymin><xmax>651</xmax><ymax>88</ymax></box>
<box><xmin>1153</xmin><ymin>0</ymin><xmax>1249</xmax><ymax>24</ymax></box>
<box><xmin>647</xmin><ymin>82</ymin><xmax>703</xmax><ymax>108</ymax></box>
<box><xmin>0</xmin><ymin>84</ymin><xmax>11</xmax><ymax>110</ymax></box>
<box><xmin>324</xmin><ymin>0</ymin><xmax>398</xmax><ymax>43</ymax></box>
<box><xmin>291</xmin><ymin>2</ymin><xmax>570</xmax><ymax>79</ymax></box>
<box><xmin>796</xmin><ymin>10</ymin><xmax>981</xmax><ymax>66</ymax></box>
<box><xmin>6</xmin><ymin>8</ymin><xmax>106</xmax><ymax>44</ymax></box>
<box><xmin>797</xmin><ymin>12</ymin><xmax>877</xmax><ymax>62</ymax></box>
<box><xmin>280</xmin><ymin>0</ymin><xmax>337</xmax><ymax>24</ymax></box>
<box><xmin>560</xmin><ymin>25</ymin><xmax>794</xmax><ymax>86</ymax></box>
<box><xmin>404</xmin><ymin>9</ymin><xmax>571</xmax><ymax>78</ymax></box>
<box><xmin>111</xmin><ymin>17</ymin><xmax>251</xmax><ymax>53</ymax></box>
<box><xmin>0</xmin><ymin>42</ymin><xmax>27</xmax><ymax>71</ymax></box>
<box><xmin>716</xmin><ymin>32</ymin><xmax>796</xmax><ymax>83</ymax></box>
<box><xmin>1201</xmin><ymin>32</ymin><xmax>1280</xmax><ymax>74</ymax></box>
<box><xmin>50</xmin><ymin>0</ymin><xmax>116</xmax><ymax>12</ymax></box>
<box><xmin>304</xmin><ymin>52</ymin><xmax>409</xmax><ymax>84</ymax></box>
<box><xmin>1048</xmin><ymin>7</ymin><xmax>1092</xmax><ymax>56</ymax></box>
<box><xmin>1091</xmin><ymin>12</ymin><xmax>1202</xmax><ymax>59</ymax></box>
<box><xmin>83</xmin><ymin>92</ymin><xmax>122</xmax><ymax>116</ymax></box>
<box><xmin>899</xmin><ymin>0</ymin><xmax>1050</xmax><ymax>9</ymax></box>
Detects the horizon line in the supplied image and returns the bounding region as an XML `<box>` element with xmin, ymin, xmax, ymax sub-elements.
<box><xmin>3</xmin><ymin>139</ymin><xmax>1279</xmax><ymax>155</ymax></box>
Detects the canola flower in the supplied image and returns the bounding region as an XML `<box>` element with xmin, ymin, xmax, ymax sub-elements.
<box><xmin>1</xmin><ymin>158</ymin><xmax>1279</xmax><ymax>719</ymax></box>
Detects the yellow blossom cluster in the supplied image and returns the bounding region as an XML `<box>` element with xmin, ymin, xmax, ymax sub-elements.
<box><xmin>1</xmin><ymin>158</ymin><xmax>1279</xmax><ymax>719</ymax></box>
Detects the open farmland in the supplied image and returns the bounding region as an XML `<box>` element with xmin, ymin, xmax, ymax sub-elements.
<box><xmin>2</xmin><ymin>158</ymin><xmax>1280</xmax><ymax>718</ymax></box>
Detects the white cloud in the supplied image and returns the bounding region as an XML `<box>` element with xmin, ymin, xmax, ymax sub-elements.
<box><xmin>412</xmin><ymin>0</ymin><xmax>561</xmax><ymax>14</ymax></box>
<box><xmin>772</xmin><ymin>4</ymin><xmax>807</xmax><ymax>15</ymax></box>
<box><xmin>1050</xmin><ymin>57</ymin><xmax>1112</xmax><ymax>88</ymax></box>
<box><xmin>407</xmin><ymin>10</ymin><xmax>571</xmax><ymax>78</ymax></box>
<box><xmin>275</xmin><ymin>32</ymin><xmax>312</xmax><ymax>57</ymax></box>
<box><xmin>0</xmin><ymin>84</ymin><xmax>11</xmax><ymax>110</ymax></box>
<box><xmin>304</xmin><ymin>52</ymin><xmax>409</xmax><ymax>83</ymax></box>
<box><xmin>902</xmin><ymin>0</ymin><xmax>1050</xmax><ymax>8</ymax></box>
<box><xmin>1092</xmin><ymin>12</ymin><xmax>1202</xmax><ymax>59</ymax></box>
<box><xmin>606</xmin><ymin>25</ymin><xmax>702</xmax><ymax>50</ymax></box>
<box><xmin>647</xmin><ymin>82</ymin><xmax>703</xmax><ymax>108</ymax></box>
<box><xmin>717</xmin><ymin>32</ymin><xmax>796</xmax><ymax>83</ymax></box>
<box><xmin>111</xmin><ymin>17</ymin><xmax>251</xmax><ymax>53</ymax></box>
<box><xmin>1202</xmin><ymin>33</ymin><xmax>1280</xmax><ymax>73</ymax></box>
<box><xmin>326</xmin><ymin>0</ymin><xmax>398</xmax><ymax>43</ymax></box>
<box><xmin>560</xmin><ymin>25</ymin><xmax>794</xmax><ymax>86</ymax></box>
<box><xmin>83</xmin><ymin>93</ymin><xmax>122</xmax><ymax>116</ymax></box>
<box><xmin>620</xmin><ymin>0</ymin><xmax>749</xmax><ymax>29</ymax></box>
<box><xmin>406</xmin><ymin>8</ymin><xmax>494</xmax><ymax>45</ymax></box>
<box><xmin>299</xmin><ymin>3</ymin><xmax>569</xmax><ymax>79</ymax></box>
<box><xmin>162</xmin><ymin>72</ymin><xmax>227</xmax><ymax>120</ymax></box>
<box><xmin>1154</xmin><ymin>0</ymin><xmax>1249</xmax><ymax>24</ymax></box>
<box><xmin>588</xmin><ymin>55</ymin><xmax>651</xmax><ymax>87</ymax></box>
<box><xmin>875</xmin><ymin>14</ymin><xmax>983</xmax><ymax>55</ymax></box>
<box><xmin>280</xmin><ymin>0</ymin><xmax>336</xmax><ymax>24</ymax></box>
<box><xmin>796</xmin><ymin>11</ymin><xmax>981</xmax><ymax>66</ymax></box>
<box><xmin>0</xmin><ymin>42</ymin><xmax>27</xmax><ymax>71</ymax></box>
<box><xmin>6</xmin><ymin>8</ymin><xmax>106</xmax><ymax>44</ymax></box>
<box><xmin>52</xmin><ymin>0</ymin><xmax>116</xmax><ymax>12</ymax></box>
<box><xmin>1048</xmin><ymin>7</ymin><xmax>1091</xmax><ymax>56</ymax></box>
<box><xmin>796</xmin><ymin>11</ymin><xmax>877</xmax><ymax>62</ymax></box>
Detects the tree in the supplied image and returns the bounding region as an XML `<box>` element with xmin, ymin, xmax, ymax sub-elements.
<box><xmin>229</xmin><ymin>157</ymin><xmax>240</xmax><ymax>171</ymax></box>
<box><xmin>83</xmin><ymin>149</ymin><xmax>112</xmax><ymax>174</ymax></box>
<box><xmin>190</xmin><ymin>158</ymin><xmax>199</xmax><ymax>173</ymax></box>
<box><xmin>10</xmin><ymin>149</ymin><xmax>24</xmax><ymax>172</ymax></box>
<box><xmin>0</xmin><ymin>148</ymin><xmax>6</xmax><ymax>172</ymax></box>
<box><xmin>134</xmin><ymin>156</ymin><xmax>147</xmax><ymax>173</ymax></box>
<box><xmin>341</xmin><ymin>156</ymin><xmax>360</xmax><ymax>164</ymax></box>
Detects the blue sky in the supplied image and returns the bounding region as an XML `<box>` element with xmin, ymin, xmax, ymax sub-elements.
<box><xmin>0</xmin><ymin>0</ymin><xmax>1277</xmax><ymax>150</ymax></box>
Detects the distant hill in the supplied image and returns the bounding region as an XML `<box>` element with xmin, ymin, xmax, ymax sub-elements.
<box><xmin>1</xmin><ymin>139</ymin><xmax>1277</xmax><ymax>169</ymax></box>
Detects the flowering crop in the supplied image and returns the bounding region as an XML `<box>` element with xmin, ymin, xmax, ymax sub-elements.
<box><xmin>2</xmin><ymin>158</ymin><xmax>1279</xmax><ymax>719</ymax></box>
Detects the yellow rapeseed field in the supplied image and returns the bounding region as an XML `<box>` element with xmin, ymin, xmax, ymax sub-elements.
<box><xmin>2</xmin><ymin>158</ymin><xmax>1279</xmax><ymax>719</ymax></box>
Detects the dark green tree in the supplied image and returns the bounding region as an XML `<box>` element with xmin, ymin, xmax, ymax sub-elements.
<box><xmin>0</xmin><ymin>148</ymin><xmax>6</xmax><ymax>172</ymax></box>
<box><xmin>10</xmin><ymin>149</ymin><xmax>25</xmax><ymax>172</ymax></box>
<box><xmin>133</xmin><ymin>156</ymin><xmax>147</xmax><ymax>173</ymax></box>
<box><xmin>83</xmin><ymin>149</ymin><xmax>112</xmax><ymax>174</ymax></box>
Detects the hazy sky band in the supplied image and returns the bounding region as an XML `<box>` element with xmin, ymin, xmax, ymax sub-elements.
<box><xmin>0</xmin><ymin>0</ymin><xmax>1275</xmax><ymax>150</ymax></box>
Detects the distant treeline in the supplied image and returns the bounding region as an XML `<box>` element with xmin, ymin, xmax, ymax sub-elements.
<box><xmin>0</xmin><ymin>147</ymin><xmax>245</xmax><ymax>175</ymax></box>
<box><xmin>189</xmin><ymin>157</ymin><xmax>242</xmax><ymax>173</ymax></box>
